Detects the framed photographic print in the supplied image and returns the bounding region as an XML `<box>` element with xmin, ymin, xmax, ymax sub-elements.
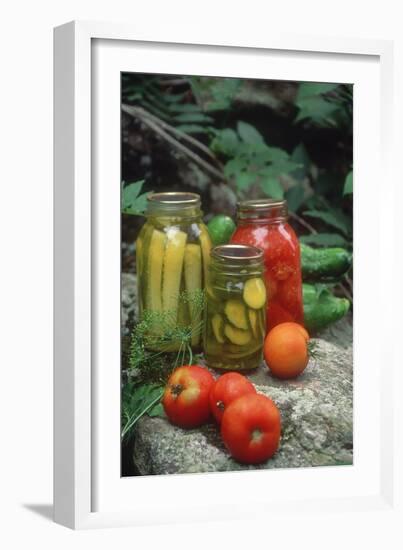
<box><xmin>54</xmin><ymin>21</ymin><xmax>397</xmax><ymax>529</ymax></box>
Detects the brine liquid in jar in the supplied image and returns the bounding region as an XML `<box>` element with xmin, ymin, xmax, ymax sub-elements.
<box><xmin>231</xmin><ymin>199</ymin><xmax>304</xmax><ymax>332</ymax></box>
<box><xmin>204</xmin><ymin>244</ymin><xmax>266</xmax><ymax>371</ymax></box>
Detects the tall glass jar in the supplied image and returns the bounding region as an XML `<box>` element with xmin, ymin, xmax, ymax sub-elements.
<box><xmin>136</xmin><ymin>192</ymin><xmax>211</xmax><ymax>350</ymax></box>
<box><xmin>231</xmin><ymin>199</ymin><xmax>304</xmax><ymax>332</ymax></box>
<box><xmin>204</xmin><ymin>244</ymin><xmax>266</xmax><ymax>371</ymax></box>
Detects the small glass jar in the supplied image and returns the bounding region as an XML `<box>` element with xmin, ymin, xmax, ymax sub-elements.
<box><xmin>204</xmin><ymin>244</ymin><xmax>266</xmax><ymax>371</ymax></box>
<box><xmin>231</xmin><ymin>199</ymin><xmax>304</xmax><ymax>332</ymax></box>
<box><xmin>136</xmin><ymin>192</ymin><xmax>211</xmax><ymax>350</ymax></box>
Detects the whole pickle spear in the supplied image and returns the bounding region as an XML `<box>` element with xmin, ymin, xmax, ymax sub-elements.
<box><xmin>162</xmin><ymin>229</ymin><xmax>187</xmax><ymax>322</ymax></box>
<box><xmin>146</xmin><ymin>229</ymin><xmax>166</xmax><ymax>312</ymax></box>
<box><xmin>184</xmin><ymin>243</ymin><xmax>202</xmax><ymax>346</ymax></box>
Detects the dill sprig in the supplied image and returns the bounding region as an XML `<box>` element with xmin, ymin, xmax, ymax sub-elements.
<box><xmin>121</xmin><ymin>290</ymin><xmax>205</xmax><ymax>441</ymax></box>
<box><xmin>127</xmin><ymin>289</ymin><xmax>205</xmax><ymax>385</ymax></box>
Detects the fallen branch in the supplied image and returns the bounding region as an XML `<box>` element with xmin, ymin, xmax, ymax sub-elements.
<box><xmin>289</xmin><ymin>211</ymin><xmax>318</xmax><ymax>234</ymax></box>
<box><xmin>122</xmin><ymin>104</ymin><xmax>224</xmax><ymax>180</ymax></box>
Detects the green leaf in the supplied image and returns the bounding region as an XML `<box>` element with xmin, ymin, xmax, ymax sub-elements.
<box><xmin>121</xmin><ymin>383</ymin><xmax>164</xmax><ymax>440</ymax></box>
<box><xmin>297</xmin><ymin>82</ymin><xmax>339</xmax><ymax>100</ymax></box>
<box><xmin>147</xmin><ymin>402</ymin><xmax>165</xmax><ymax>417</ymax></box>
<box><xmin>123</xmin><ymin>180</ymin><xmax>142</xmax><ymax>201</ymax></box>
<box><xmin>235</xmin><ymin>172</ymin><xmax>257</xmax><ymax>191</ymax></box>
<box><xmin>224</xmin><ymin>157</ymin><xmax>248</xmax><ymax>178</ymax></box>
<box><xmin>190</xmin><ymin>76</ymin><xmax>241</xmax><ymax>111</ymax></box>
<box><xmin>126</xmin><ymin>92</ymin><xmax>143</xmax><ymax>102</ymax></box>
<box><xmin>303</xmin><ymin>209</ymin><xmax>351</xmax><ymax>236</ymax></box>
<box><xmin>173</xmin><ymin>112</ymin><xmax>214</xmax><ymax>123</ymax></box>
<box><xmin>290</xmin><ymin>143</ymin><xmax>310</xmax><ymax>180</ymax></box>
<box><xmin>295</xmin><ymin>97</ymin><xmax>338</xmax><ymax>124</ymax></box>
<box><xmin>286</xmin><ymin>185</ymin><xmax>305</xmax><ymax>212</ymax></box>
<box><xmin>237</xmin><ymin>121</ymin><xmax>264</xmax><ymax>144</ymax></box>
<box><xmin>300</xmin><ymin>233</ymin><xmax>348</xmax><ymax>247</ymax></box>
<box><xmin>261</xmin><ymin>177</ymin><xmax>284</xmax><ymax>199</ymax></box>
<box><xmin>208</xmin><ymin>79</ymin><xmax>241</xmax><ymax>110</ymax></box>
<box><xmin>169</xmin><ymin>103</ymin><xmax>203</xmax><ymax>113</ymax></box>
<box><xmin>162</xmin><ymin>92</ymin><xmax>187</xmax><ymax>104</ymax></box>
<box><xmin>343</xmin><ymin>171</ymin><xmax>353</xmax><ymax>195</ymax></box>
<box><xmin>122</xmin><ymin>180</ymin><xmax>150</xmax><ymax>215</ymax></box>
<box><xmin>265</xmin><ymin>146</ymin><xmax>290</xmax><ymax>163</ymax></box>
<box><xmin>210</xmin><ymin>128</ymin><xmax>240</xmax><ymax>155</ymax></box>
<box><xmin>243</xmin><ymin>145</ymin><xmax>272</xmax><ymax>165</ymax></box>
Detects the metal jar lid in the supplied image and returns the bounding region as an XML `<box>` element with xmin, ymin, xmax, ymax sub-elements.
<box><xmin>211</xmin><ymin>244</ymin><xmax>264</xmax><ymax>265</ymax></box>
<box><xmin>146</xmin><ymin>191</ymin><xmax>201</xmax><ymax>214</ymax></box>
<box><xmin>237</xmin><ymin>198</ymin><xmax>288</xmax><ymax>221</ymax></box>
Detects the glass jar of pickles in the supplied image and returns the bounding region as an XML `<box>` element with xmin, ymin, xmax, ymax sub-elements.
<box><xmin>204</xmin><ymin>244</ymin><xmax>266</xmax><ymax>371</ymax></box>
<box><xmin>136</xmin><ymin>192</ymin><xmax>211</xmax><ymax>350</ymax></box>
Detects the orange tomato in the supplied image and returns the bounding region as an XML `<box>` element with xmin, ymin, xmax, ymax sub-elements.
<box><xmin>264</xmin><ymin>322</ymin><xmax>309</xmax><ymax>379</ymax></box>
<box><xmin>273</xmin><ymin>321</ymin><xmax>309</xmax><ymax>341</ymax></box>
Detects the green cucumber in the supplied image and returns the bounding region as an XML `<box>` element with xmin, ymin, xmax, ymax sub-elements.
<box><xmin>301</xmin><ymin>243</ymin><xmax>352</xmax><ymax>282</ymax></box>
<box><xmin>207</xmin><ymin>214</ymin><xmax>236</xmax><ymax>246</ymax></box>
<box><xmin>303</xmin><ymin>283</ymin><xmax>350</xmax><ymax>332</ymax></box>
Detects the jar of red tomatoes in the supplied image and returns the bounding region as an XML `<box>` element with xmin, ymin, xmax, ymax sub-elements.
<box><xmin>231</xmin><ymin>199</ymin><xmax>304</xmax><ymax>332</ymax></box>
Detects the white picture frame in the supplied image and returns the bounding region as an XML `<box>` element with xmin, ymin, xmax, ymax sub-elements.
<box><xmin>54</xmin><ymin>20</ymin><xmax>398</xmax><ymax>530</ymax></box>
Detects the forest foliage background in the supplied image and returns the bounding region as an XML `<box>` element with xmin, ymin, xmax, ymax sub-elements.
<box><xmin>121</xmin><ymin>74</ymin><xmax>353</xmax><ymax>265</ymax></box>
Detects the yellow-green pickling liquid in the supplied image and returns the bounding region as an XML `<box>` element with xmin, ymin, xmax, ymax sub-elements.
<box><xmin>136</xmin><ymin>212</ymin><xmax>211</xmax><ymax>351</ymax></box>
<box><xmin>204</xmin><ymin>269</ymin><xmax>266</xmax><ymax>371</ymax></box>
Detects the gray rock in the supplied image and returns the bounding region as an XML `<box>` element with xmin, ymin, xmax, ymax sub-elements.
<box><xmin>121</xmin><ymin>272</ymin><xmax>137</xmax><ymax>336</ymax></box>
<box><xmin>132</xmin><ymin>338</ymin><xmax>353</xmax><ymax>475</ymax></box>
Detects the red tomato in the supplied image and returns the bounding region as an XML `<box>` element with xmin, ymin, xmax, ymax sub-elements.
<box><xmin>221</xmin><ymin>393</ymin><xmax>281</xmax><ymax>464</ymax></box>
<box><xmin>209</xmin><ymin>372</ymin><xmax>256</xmax><ymax>424</ymax></box>
<box><xmin>162</xmin><ymin>365</ymin><xmax>215</xmax><ymax>428</ymax></box>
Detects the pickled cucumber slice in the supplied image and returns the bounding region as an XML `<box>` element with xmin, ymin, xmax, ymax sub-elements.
<box><xmin>243</xmin><ymin>278</ymin><xmax>267</xmax><ymax>309</ymax></box>
<box><xmin>199</xmin><ymin>226</ymin><xmax>212</xmax><ymax>286</ymax></box>
<box><xmin>248</xmin><ymin>309</ymin><xmax>258</xmax><ymax>338</ymax></box>
<box><xmin>184</xmin><ymin>244</ymin><xmax>202</xmax><ymax>345</ymax></box>
<box><xmin>146</xmin><ymin>229</ymin><xmax>166</xmax><ymax>312</ymax></box>
<box><xmin>162</xmin><ymin>229</ymin><xmax>187</xmax><ymax>319</ymax></box>
<box><xmin>225</xmin><ymin>342</ymin><xmax>263</xmax><ymax>359</ymax></box>
<box><xmin>224</xmin><ymin>299</ymin><xmax>248</xmax><ymax>330</ymax></box>
<box><xmin>211</xmin><ymin>313</ymin><xmax>225</xmax><ymax>344</ymax></box>
<box><xmin>224</xmin><ymin>324</ymin><xmax>251</xmax><ymax>346</ymax></box>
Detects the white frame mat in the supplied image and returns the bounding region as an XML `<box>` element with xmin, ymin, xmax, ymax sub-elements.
<box><xmin>54</xmin><ymin>20</ymin><xmax>397</xmax><ymax>530</ymax></box>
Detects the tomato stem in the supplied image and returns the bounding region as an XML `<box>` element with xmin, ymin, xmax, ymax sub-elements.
<box><xmin>170</xmin><ymin>383</ymin><xmax>183</xmax><ymax>398</ymax></box>
<box><xmin>251</xmin><ymin>428</ymin><xmax>263</xmax><ymax>443</ymax></box>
